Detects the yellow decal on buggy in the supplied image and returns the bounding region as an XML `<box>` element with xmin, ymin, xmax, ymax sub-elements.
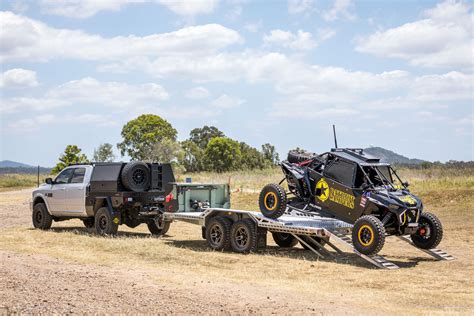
<box><xmin>399</xmin><ymin>195</ymin><xmax>417</xmax><ymax>205</ymax></box>
<box><xmin>113</xmin><ymin>217</ymin><xmax>119</xmax><ymax>224</ymax></box>
<box><xmin>329</xmin><ymin>188</ymin><xmax>355</xmax><ymax>209</ymax></box>
<box><xmin>315</xmin><ymin>179</ymin><xmax>329</xmax><ymax>202</ymax></box>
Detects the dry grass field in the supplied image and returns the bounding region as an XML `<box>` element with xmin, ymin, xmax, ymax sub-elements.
<box><xmin>0</xmin><ymin>167</ymin><xmax>473</xmax><ymax>314</ymax></box>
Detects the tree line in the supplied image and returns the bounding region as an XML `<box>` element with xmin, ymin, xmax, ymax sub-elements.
<box><xmin>52</xmin><ymin>114</ymin><xmax>279</xmax><ymax>174</ymax></box>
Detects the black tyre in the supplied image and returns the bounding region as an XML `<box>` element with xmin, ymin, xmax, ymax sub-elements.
<box><xmin>148</xmin><ymin>220</ymin><xmax>171</xmax><ymax>236</ymax></box>
<box><xmin>94</xmin><ymin>207</ymin><xmax>119</xmax><ymax>236</ymax></box>
<box><xmin>205</xmin><ymin>217</ymin><xmax>232</xmax><ymax>251</ymax></box>
<box><xmin>121</xmin><ymin>162</ymin><xmax>151</xmax><ymax>192</ymax></box>
<box><xmin>287</xmin><ymin>151</ymin><xmax>313</xmax><ymax>163</ymax></box>
<box><xmin>230</xmin><ymin>219</ymin><xmax>257</xmax><ymax>254</ymax></box>
<box><xmin>299</xmin><ymin>236</ymin><xmax>327</xmax><ymax>250</ymax></box>
<box><xmin>82</xmin><ymin>217</ymin><xmax>94</xmax><ymax>229</ymax></box>
<box><xmin>32</xmin><ymin>203</ymin><xmax>53</xmax><ymax>230</ymax></box>
<box><xmin>272</xmin><ymin>232</ymin><xmax>298</xmax><ymax>248</ymax></box>
<box><xmin>259</xmin><ymin>184</ymin><xmax>287</xmax><ymax>219</ymax></box>
<box><xmin>352</xmin><ymin>215</ymin><xmax>386</xmax><ymax>255</ymax></box>
<box><xmin>411</xmin><ymin>212</ymin><xmax>443</xmax><ymax>249</ymax></box>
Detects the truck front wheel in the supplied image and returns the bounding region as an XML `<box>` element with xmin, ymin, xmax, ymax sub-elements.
<box><xmin>94</xmin><ymin>207</ymin><xmax>118</xmax><ymax>236</ymax></box>
<box><xmin>32</xmin><ymin>203</ymin><xmax>53</xmax><ymax>230</ymax></box>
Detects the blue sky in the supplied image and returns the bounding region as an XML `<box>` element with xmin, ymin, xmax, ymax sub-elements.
<box><xmin>0</xmin><ymin>0</ymin><xmax>472</xmax><ymax>166</ymax></box>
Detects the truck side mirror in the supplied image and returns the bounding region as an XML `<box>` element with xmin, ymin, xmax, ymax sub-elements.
<box><xmin>45</xmin><ymin>178</ymin><xmax>53</xmax><ymax>185</ymax></box>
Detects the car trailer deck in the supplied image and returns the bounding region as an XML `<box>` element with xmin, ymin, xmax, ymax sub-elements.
<box><xmin>163</xmin><ymin>207</ymin><xmax>455</xmax><ymax>270</ymax></box>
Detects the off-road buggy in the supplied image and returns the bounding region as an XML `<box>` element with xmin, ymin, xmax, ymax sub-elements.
<box><xmin>259</xmin><ymin>148</ymin><xmax>443</xmax><ymax>255</ymax></box>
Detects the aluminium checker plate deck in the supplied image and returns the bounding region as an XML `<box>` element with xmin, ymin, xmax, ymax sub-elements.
<box><xmin>163</xmin><ymin>207</ymin><xmax>455</xmax><ymax>270</ymax></box>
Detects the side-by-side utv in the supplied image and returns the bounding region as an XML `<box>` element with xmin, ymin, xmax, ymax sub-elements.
<box><xmin>259</xmin><ymin>148</ymin><xmax>443</xmax><ymax>255</ymax></box>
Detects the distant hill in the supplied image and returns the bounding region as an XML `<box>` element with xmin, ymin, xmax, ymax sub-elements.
<box><xmin>0</xmin><ymin>160</ymin><xmax>33</xmax><ymax>168</ymax></box>
<box><xmin>0</xmin><ymin>160</ymin><xmax>51</xmax><ymax>174</ymax></box>
<box><xmin>364</xmin><ymin>147</ymin><xmax>426</xmax><ymax>165</ymax></box>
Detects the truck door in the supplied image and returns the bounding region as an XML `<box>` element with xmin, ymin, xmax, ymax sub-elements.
<box><xmin>47</xmin><ymin>168</ymin><xmax>74</xmax><ymax>215</ymax></box>
<box><xmin>65</xmin><ymin>167</ymin><xmax>88</xmax><ymax>216</ymax></box>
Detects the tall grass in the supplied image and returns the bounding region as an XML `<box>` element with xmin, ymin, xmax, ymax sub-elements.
<box><xmin>0</xmin><ymin>174</ymin><xmax>48</xmax><ymax>190</ymax></box>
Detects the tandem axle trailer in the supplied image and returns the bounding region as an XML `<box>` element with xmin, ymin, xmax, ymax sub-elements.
<box><xmin>163</xmin><ymin>206</ymin><xmax>454</xmax><ymax>270</ymax></box>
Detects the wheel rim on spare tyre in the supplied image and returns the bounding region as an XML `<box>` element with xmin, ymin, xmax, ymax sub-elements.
<box><xmin>209</xmin><ymin>223</ymin><xmax>223</xmax><ymax>246</ymax></box>
<box><xmin>235</xmin><ymin>227</ymin><xmax>249</xmax><ymax>248</ymax></box>
<box><xmin>358</xmin><ymin>224</ymin><xmax>374</xmax><ymax>246</ymax></box>
<box><xmin>132</xmin><ymin>168</ymin><xmax>146</xmax><ymax>185</ymax></box>
<box><xmin>264</xmin><ymin>192</ymin><xmax>277</xmax><ymax>211</ymax></box>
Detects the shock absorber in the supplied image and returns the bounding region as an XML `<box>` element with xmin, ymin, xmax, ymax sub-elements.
<box><xmin>382</xmin><ymin>213</ymin><xmax>392</xmax><ymax>226</ymax></box>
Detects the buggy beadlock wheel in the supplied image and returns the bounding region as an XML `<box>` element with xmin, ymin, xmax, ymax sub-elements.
<box><xmin>411</xmin><ymin>212</ymin><xmax>443</xmax><ymax>249</ymax></box>
<box><xmin>230</xmin><ymin>219</ymin><xmax>257</xmax><ymax>254</ymax></box>
<box><xmin>352</xmin><ymin>215</ymin><xmax>385</xmax><ymax>255</ymax></box>
<box><xmin>32</xmin><ymin>203</ymin><xmax>52</xmax><ymax>230</ymax></box>
<box><xmin>148</xmin><ymin>221</ymin><xmax>171</xmax><ymax>236</ymax></box>
<box><xmin>82</xmin><ymin>217</ymin><xmax>94</xmax><ymax>229</ymax></box>
<box><xmin>272</xmin><ymin>232</ymin><xmax>298</xmax><ymax>248</ymax></box>
<box><xmin>94</xmin><ymin>207</ymin><xmax>118</xmax><ymax>236</ymax></box>
<box><xmin>121</xmin><ymin>162</ymin><xmax>151</xmax><ymax>192</ymax></box>
<box><xmin>205</xmin><ymin>217</ymin><xmax>232</xmax><ymax>251</ymax></box>
<box><xmin>259</xmin><ymin>184</ymin><xmax>287</xmax><ymax>219</ymax></box>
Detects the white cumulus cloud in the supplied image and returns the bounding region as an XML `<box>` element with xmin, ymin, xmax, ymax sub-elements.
<box><xmin>263</xmin><ymin>29</ymin><xmax>316</xmax><ymax>50</ymax></box>
<box><xmin>0</xmin><ymin>11</ymin><xmax>242</xmax><ymax>63</ymax></box>
<box><xmin>288</xmin><ymin>0</ymin><xmax>314</xmax><ymax>14</ymax></box>
<box><xmin>356</xmin><ymin>0</ymin><xmax>473</xmax><ymax>69</ymax></box>
<box><xmin>211</xmin><ymin>94</ymin><xmax>245</xmax><ymax>108</ymax></box>
<box><xmin>185</xmin><ymin>87</ymin><xmax>211</xmax><ymax>99</ymax></box>
<box><xmin>0</xmin><ymin>68</ymin><xmax>38</xmax><ymax>88</ymax></box>
<box><xmin>322</xmin><ymin>0</ymin><xmax>356</xmax><ymax>21</ymax></box>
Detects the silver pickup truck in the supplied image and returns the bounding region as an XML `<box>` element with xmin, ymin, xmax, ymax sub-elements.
<box><xmin>31</xmin><ymin>162</ymin><xmax>177</xmax><ymax>236</ymax></box>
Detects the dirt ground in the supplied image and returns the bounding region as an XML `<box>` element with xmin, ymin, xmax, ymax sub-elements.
<box><xmin>0</xmin><ymin>188</ymin><xmax>473</xmax><ymax>315</ymax></box>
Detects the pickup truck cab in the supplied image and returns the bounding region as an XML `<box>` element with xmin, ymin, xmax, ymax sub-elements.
<box><xmin>31</xmin><ymin>162</ymin><xmax>177</xmax><ymax>236</ymax></box>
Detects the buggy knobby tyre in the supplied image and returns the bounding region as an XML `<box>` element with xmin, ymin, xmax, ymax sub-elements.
<box><xmin>259</xmin><ymin>184</ymin><xmax>287</xmax><ymax>219</ymax></box>
<box><xmin>121</xmin><ymin>162</ymin><xmax>151</xmax><ymax>192</ymax></box>
<box><xmin>411</xmin><ymin>212</ymin><xmax>443</xmax><ymax>249</ymax></box>
<box><xmin>205</xmin><ymin>216</ymin><xmax>232</xmax><ymax>251</ymax></box>
<box><xmin>148</xmin><ymin>220</ymin><xmax>171</xmax><ymax>236</ymax></box>
<box><xmin>287</xmin><ymin>151</ymin><xmax>313</xmax><ymax>164</ymax></box>
<box><xmin>32</xmin><ymin>203</ymin><xmax>53</xmax><ymax>230</ymax></box>
<box><xmin>352</xmin><ymin>215</ymin><xmax>386</xmax><ymax>255</ymax></box>
<box><xmin>94</xmin><ymin>207</ymin><xmax>119</xmax><ymax>236</ymax></box>
<box><xmin>272</xmin><ymin>232</ymin><xmax>298</xmax><ymax>248</ymax></box>
<box><xmin>230</xmin><ymin>218</ymin><xmax>257</xmax><ymax>254</ymax></box>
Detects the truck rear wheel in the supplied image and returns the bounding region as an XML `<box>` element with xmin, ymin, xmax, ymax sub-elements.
<box><xmin>121</xmin><ymin>162</ymin><xmax>151</xmax><ymax>192</ymax></box>
<box><xmin>259</xmin><ymin>184</ymin><xmax>287</xmax><ymax>219</ymax></box>
<box><xmin>411</xmin><ymin>212</ymin><xmax>443</xmax><ymax>249</ymax></box>
<box><xmin>230</xmin><ymin>219</ymin><xmax>257</xmax><ymax>253</ymax></box>
<box><xmin>352</xmin><ymin>215</ymin><xmax>385</xmax><ymax>255</ymax></box>
<box><xmin>206</xmin><ymin>217</ymin><xmax>232</xmax><ymax>251</ymax></box>
<box><xmin>32</xmin><ymin>203</ymin><xmax>52</xmax><ymax>230</ymax></box>
<box><xmin>148</xmin><ymin>221</ymin><xmax>171</xmax><ymax>236</ymax></box>
<box><xmin>272</xmin><ymin>232</ymin><xmax>298</xmax><ymax>248</ymax></box>
<box><xmin>94</xmin><ymin>207</ymin><xmax>119</xmax><ymax>236</ymax></box>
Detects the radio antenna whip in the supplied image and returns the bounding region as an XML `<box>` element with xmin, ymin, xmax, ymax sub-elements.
<box><xmin>333</xmin><ymin>125</ymin><xmax>338</xmax><ymax>148</ymax></box>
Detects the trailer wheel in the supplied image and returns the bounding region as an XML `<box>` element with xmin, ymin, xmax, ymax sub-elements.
<box><xmin>94</xmin><ymin>207</ymin><xmax>119</xmax><ymax>236</ymax></box>
<box><xmin>205</xmin><ymin>217</ymin><xmax>232</xmax><ymax>251</ymax></box>
<box><xmin>32</xmin><ymin>203</ymin><xmax>52</xmax><ymax>230</ymax></box>
<box><xmin>352</xmin><ymin>215</ymin><xmax>385</xmax><ymax>255</ymax></box>
<box><xmin>411</xmin><ymin>212</ymin><xmax>443</xmax><ymax>249</ymax></box>
<box><xmin>230</xmin><ymin>218</ymin><xmax>257</xmax><ymax>254</ymax></box>
<box><xmin>259</xmin><ymin>184</ymin><xmax>287</xmax><ymax>219</ymax></box>
<box><xmin>272</xmin><ymin>232</ymin><xmax>298</xmax><ymax>248</ymax></box>
<box><xmin>82</xmin><ymin>217</ymin><xmax>94</xmax><ymax>229</ymax></box>
<box><xmin>121</xmin><ymin>161</ymin><xmax>151</xmax><ymax>192</ymax></box>
<box><xmin>148</xmin><ymin>221</ymin><xmax>171</xmax><ymax>236</ymax></box>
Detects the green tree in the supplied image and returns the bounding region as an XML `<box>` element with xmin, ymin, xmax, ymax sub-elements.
<box><xmin>117</xmin><ymin>114</ymin><xmax>177</xmax><ymax>161</ymax></box>
<box><xmin>144</xmin><ymin>138</ymin><xmax>184</xmax><ymax>163</ymax></box>
<box><xmin>180</xmin><ymin>140</ymin><xmax>205</xmax><ymax>172</ymax></box>
<box><xmin>261</xmin><ymin>143</ymin><xmax>280</xmax><ymax>166</ymax></box>
<box><xmin>189</xmin><ymin>125</ymin><xmax>225</xmax><ymax>149</ymax></box>
<box><xmin>204</xmin><ymin>137</ymin><xmax>242</xmax><ymax>172</ymax></box>
<box><xmin>92</xmin><ymin>143</ymin><xmax>115</xmax><ymax>162</ymax></box>
<box><xmin>51</xmin><ymin>145</ymin><xmax>89</xmax><ymax>174</ymax></box>
<box><xmin>240</xmin><ymin>142</ymin><xmax>267</xmax><ymax>170</ymax></box>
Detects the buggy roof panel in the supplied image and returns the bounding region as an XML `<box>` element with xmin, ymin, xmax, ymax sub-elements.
<box><xmin>330</xmin><ymin>148</ymin><xmax>383</xmax><ymax>164</ymax></box>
